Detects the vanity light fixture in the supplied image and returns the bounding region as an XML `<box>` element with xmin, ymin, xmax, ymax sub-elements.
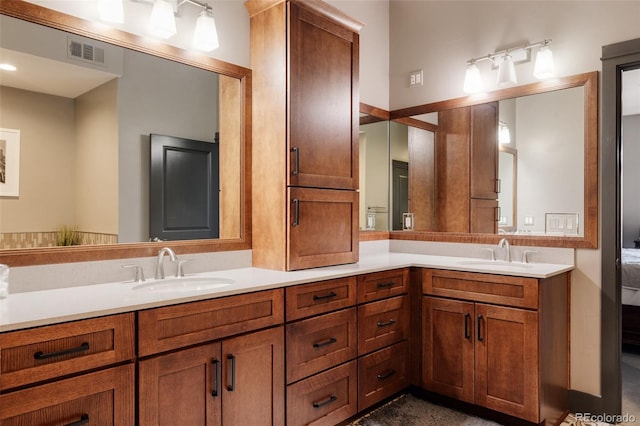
<box><xmin>499</xmin><ymin>121</ymin><xmax>511</xmax><ymax>144</ymax></box>
<box><xmin>100</xmin><ymin>0</ymin><xmax>220</xmax><ymax>51</ymax></box>
<box><xmin>463</xmin><ymin>39</ymin><xmax>554</xmax><ymax>94</ymax></box>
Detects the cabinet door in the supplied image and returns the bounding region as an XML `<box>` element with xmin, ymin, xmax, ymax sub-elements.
<box><xmin>139</xmin><ymin>343</ymin><xmax>222</xmax><ymax>425</ymax></box>
<box><xmin>422</xmin><ymin>296</ymin><xmax>475</xmax><ymax>403</ymax></box>
<box><xmin>222</xmin><ymin>327</ymin><xmax>284</xmax><ymax>426</ymax></box>
<box><xmin>288</xmin><ymin>2</ymin><xmax>358</xmax><ymax>190</ymax></box>
<box><xmin>288</xmin><ymin>187</ymin><xmax>358</xmax><ymax>270</ymax></box>
<box><xmin>1</xmin><ymin>364</ymin><xmax>134</xmax><ymax>425</ymax></box>
<box><xmin>470</xmin><ymin>102</ymin><xmax>498</xmax><ymax>200</ymax></box>
<box><xmin>470</xmin><ymin>198</ymin><xmax>498</xmax><ymax>234</ymax></box>
<box><xmin>475</xmin><ymin>304</ymin><xmax>539</xmax><ymax>423</ymax></box>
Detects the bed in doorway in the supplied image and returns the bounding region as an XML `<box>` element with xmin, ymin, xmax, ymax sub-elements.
<box><xmin>622</xmin><ymin>248</ymin><xmax>640</xmax><ymax>346</ymax></box>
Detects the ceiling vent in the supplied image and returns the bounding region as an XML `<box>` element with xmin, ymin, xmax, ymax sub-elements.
<box><xmin>68</xmin><ymin>38</ymin><xmax>106</xmax><ymax>66</ymax></box>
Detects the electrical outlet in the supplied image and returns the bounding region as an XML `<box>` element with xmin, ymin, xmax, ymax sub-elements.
<box><xmin>524</xmin><ymin>216</ymin><xmax>535</xmax><ymax>226</ymax></box>
<box><xmin>409</xmin><ymin>70</ymin><xmax>423</xmax><ymax>87</ymax></box>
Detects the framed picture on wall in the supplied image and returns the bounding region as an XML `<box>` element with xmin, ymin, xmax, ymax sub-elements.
<box><xmin>0</xmin><ymin>128</ymin><xmax>20</xmax><ymax>197</ymax></box>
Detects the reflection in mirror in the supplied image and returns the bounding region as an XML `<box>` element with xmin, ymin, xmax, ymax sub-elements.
<box><xmin>0</xmin><ymin>13</ymin><xmax>241</xmax><ymax>249</ymax></box>
<box><xmin>498</xmin><ymin>146</ymin><xmax>517</xmax><ymax>231</ymax></box>
<box><xmin>359</xmin><ymin>120</ymin><xmax>390</xmax><ymax>231</ymax></box>
<box><xmin>0</xmin><ymin>1</ymin><xmax>251</xmax><ymax>266</ymax></box>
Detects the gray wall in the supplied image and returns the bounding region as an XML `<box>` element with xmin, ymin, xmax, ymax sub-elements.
<box><xmin>623</xmin><ymin>114</ymin><xmax>640</xmax><ymax>247</ymax></box>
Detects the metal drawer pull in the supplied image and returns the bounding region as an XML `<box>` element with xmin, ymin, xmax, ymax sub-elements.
<box><xmin>313</xmin><ymin>337</ymin><xmax>338</xmax><ymax>349</ymax></box>
<box><xmin>376</xmin><ymin>282</ymin><xmax>395</xmax><ymax>289</ymax></box>
<box><xmin>313</xmin><ymin>292</ymin><xmax>337</xmax><ymax>301</ymax></box>
<box><xmin>377</xmin><ymin>319</ymin><xmax>396</xmax><ymax>327</ymax></box>
<box><xmin>291</xmin><ymin>147</ymin><xmax>300</xmax><ymax>175</ymax></box>
<box><xmin>292</xmin><ymin>198</ymin><xmax>300</xmax><ymax>227</ymax></box>
<box><xmin>211</xmin><ymin>358</ymin><xmax>220</xmax><ymax>397</ymax></box>
<box><xmin>377</xmin><ymin>369</ymin><xmax>396</xmax><ymax>380</ymax></box>
<box><xmin>227</xmin><ymin>354</ymin><xmax>236</xmax><ymax>392</ymax></box>
<box><xmin>464</xmin><ymin>313</ymin><xmax>471</xmax><ymax>339</ymax></box>
<box><xmin>65</xmin><ymin>414</ymin><xmax>89</xmax><ymax>426</ymax></box>
<box><xmin>34</xmin><ymin>342</ymin><xmax>90</xmax><ymax>360</ymax></box>
<box><xmin>312</xmin><ymin>394</ymin><xmax>337</xmax><ymax>408</ymax></box>
<box><xmin>477</xmin><ymin>315</ymin><xmax>484</xmax><ymax>342</ymax></box>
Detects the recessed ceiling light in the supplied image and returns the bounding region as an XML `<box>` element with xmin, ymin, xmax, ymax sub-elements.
<box><xmin>0</xmin><ymin>64</ymin><xmax>17</xmax><ymax>71</ymax></box>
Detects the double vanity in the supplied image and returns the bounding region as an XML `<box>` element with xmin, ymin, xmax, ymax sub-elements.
<box><xmin>0</xmin><ymin>243</ymin><xmax>572</xmax><ymax>426</ymax></box>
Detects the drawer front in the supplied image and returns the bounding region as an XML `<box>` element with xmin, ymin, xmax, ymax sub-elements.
<box><xmin>357</xmin><ymin>269</ymin><xmax>409</xmax><ymax>304</ymax></box>
<box><xmin>0</xmin><ymin>363</ymin><xmax>135</xmax><ymax>425</ymax></box>
<box><xmin>286</xmin><ymin>277</ymin><xmax>356</xmax><ymax>321</ymax></box>
<box><xmin>286</xmin><ymin>361</ymin><xmax>357</xmax><ymax>426</ymax></box>
<box><xmin>286</xmin><ymin>308</ymin><xmax>357</xmax><ymax>384</ymax></box>
<box><xmin>422</xmin><ymin>269</ymin><xmax>539</xmax><ymax>309</ymax></box>
<box><xmin>0</xmin><ymin>313</ymin><xmax>135</xmax><ymax>391</ymax></box>
<box><xmin>358</xmin><ymin>295</ymin><xmax>409</xmax><ymax>355</ymax></box>
<box><xmin>138</xmin><ymin>289</ymin><xmax>284</xmax><ymax>357</ymax></box>
<box><xmin>358</xmin><ymin>340</ymin><xmax>410</xmax><ymax>412</ymax></box>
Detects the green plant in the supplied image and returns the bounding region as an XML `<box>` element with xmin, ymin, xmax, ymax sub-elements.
<box><xmin>56</xmin><ymin>225</ymin><xmax>81</xmax><ymax>246</ymax></box>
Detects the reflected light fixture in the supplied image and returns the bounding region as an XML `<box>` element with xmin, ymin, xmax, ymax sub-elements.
<box><xmin>0</xmin><ymin>63</ymin><xmax>17</xmax><ymax>71</ymax></box>
<box><xmin>99</xmin><ymin>0</ymin><xmax>124</xmax><ymax>24</ymax></box>
<box><xmin>499</xmin><ymin>121</ymin><xmax>511</xmax><ymax>144</ymax></box>
<box><xmin>463</xmin><ymin>39</ymin><xmax>554</xmax><ymax>94</ymax></box>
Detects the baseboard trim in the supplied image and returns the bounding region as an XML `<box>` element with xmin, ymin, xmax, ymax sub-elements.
<box><xmin>568</xmin><ymin>389</ymin><xmax>603</xmax><ymax>414</ymax></box>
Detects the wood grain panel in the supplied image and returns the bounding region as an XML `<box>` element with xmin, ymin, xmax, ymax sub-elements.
<box><xmin>470</xmin><ymin>102</ymin><xmax>498</xmax><ymax>200</ymax></box>
<box><xmin>409</xmin><ymin>125</ymin><xmax>436</xmax><ymax>231</ymax></box>
<box><xmin>357</xmin><ymin>268</ymin><xmax>409</xmax><ymax>303</ymax></box>
<box><xmin>357</xmin><ymin>295</ymin><xmax>409</xmax><ymax>355</ymax></box>
<box><xmin>358</xmin><ymin>340</ymin><xmax>410</xmax><ymax>411</ymax></box>
<box><xmin>286</xmin><ymin>276</ymin><xmax>356</xmax><ymax>321</ymax></box>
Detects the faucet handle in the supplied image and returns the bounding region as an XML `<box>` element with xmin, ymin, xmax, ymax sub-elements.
<box><xmin>176</xmin><ymin>259</ymin><xmax>195</xmax><ymax>277</ymax></box>
<box><xmin>483</xmin><ymin>248</ymin><xmax>496</xmax><ymax>262</ymax></box>
<box><xmin>522</xmin><ymin>250</ymin><xmax>537</xmax><ymax>264</ymax></box>
<box><xmin>122</xmin><ymin>264</ymin><xmax>145</xmax><ymax>283</ymax></box>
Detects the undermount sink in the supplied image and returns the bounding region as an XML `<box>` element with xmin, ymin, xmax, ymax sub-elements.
<box><xmin>132</xmin><ymin>277</ymin><xmax>235</xmax><ymax>292</ymax></box>
<box><xmin>456</xmin><ymin>260</ymin><xmax>532</xmax><ymax>269</ymax></box>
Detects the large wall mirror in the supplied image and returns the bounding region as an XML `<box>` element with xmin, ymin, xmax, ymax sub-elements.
<box><xmin>0</xmin><ymin>1</ymin><xmax>251</xmax><ymax>266</ymax></box>
<box><xmin>360</xmin><ymin>71</ymin><xmax>598</xmax><ymax>249</ymax></box>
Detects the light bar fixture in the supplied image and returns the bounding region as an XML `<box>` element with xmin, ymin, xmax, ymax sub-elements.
<box><xmin>99</xmin><ymin>0</ymin><xmax>220</xmax><ymax>52</ymax></box>
<box><xmin>463</xmin><ymin>39</ymin><xmax>555</xmax><ymax>94</ymax></box>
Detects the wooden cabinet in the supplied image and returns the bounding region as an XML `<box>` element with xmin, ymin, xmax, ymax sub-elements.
<box><xmin>139</xmin><ymin>327</ymin><xmax>284</xmax><ymax>426</ymax></box>
<box><xmin>436</xmin><ymin>103</ymin><xmax>498</xmax><ymax>233</ymax></box>
<box><xmin>0</xmin><ymin>314</ymin><xmax>136</xmax><ymax>425</ymax></box>
<box><xmin>246</xmin><ymin>0</ymin><xmax>362</xmax><ymax>271</ymax></box>
<box><xmin>422</xmin><ymin>269</ymin><xmax>569</xmax><ymax>424</ymax></box>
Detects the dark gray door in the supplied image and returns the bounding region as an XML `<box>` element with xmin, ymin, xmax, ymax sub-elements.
<box><xmin>392</xmin><ymin>160</ymin><xmax>409</xmax><ymax>231</ymax></box>
<box><xmin>150</xmin><ymin>133</ymin><xmax>219</xmax><ymax>241</ymax></box>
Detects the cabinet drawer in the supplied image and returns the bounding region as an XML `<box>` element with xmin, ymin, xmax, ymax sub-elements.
<box><xmin>358</xmin><ymin>295</ymin><xmax>409</xmax><ymax>355</ymax></box>
<box><xmin>138</xmin><ymin>289</ymin><xmax>284</xmax><ymax>357</ymax></box>
<box><xmin>286</xmin><ymin>308</ymin><xmax>357</xmax><ymax>384</ymax></box>
<box><xmin>358</xmin><ymin>341</ymin><xmax>410</xmax><ymax>411</ymax></box>
<box><xmin>423</xmin><ymin>269</ymin><xmax>539</xmax><ymax>309</ymax></box>
<box><xmin>0</xmin><ymin>313</ymin><xmax>135</xmax><ymax>391</ymax></box>
<box><xmin>0</xmin><ymin>363</ymin><xmax>134</xmax><ymax>425</ymax></box>
<box><xmin>357</xmin><ymin>269</ymin><xmax>409</xmax><ymax>303</ymax></box>
<box><xmin>286</xmin><ymin>361</ymin><xmax>357</xmax><ymax>426</ymax></box>
<box><xmin>286</xmin><ymin>277</ymin><xmax>356</xmax><ymax>321</ymax></box>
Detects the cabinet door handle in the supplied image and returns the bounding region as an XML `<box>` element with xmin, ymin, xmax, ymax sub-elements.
<box><xmin>34</xmin><ymin>342</ymin><xmax>90</xmax><ymax>360</ymax></box>
<box><xmin>292</xmin><ymin>198</ymin><xmax>300</xmax><ymax>227</ymax></box>
<box><xmin>211</xmin><ymin>358</ymin><xmax>220</xmax><ymax>397</ymax></box>
<box><xmin>313</xmin><ymin>337</ymin><xmax>337</xmax><ymax>349</ymax></box>
<box><xmin>377</xmin><ymin>319</ymin><xmax>396</xmax><ymax>327</ymax></box>
<box><xmin>464</xmin><ymin>313</ymin><xmax>471</xmax><ymax>339</ymax></box>
<box><xmin>477</xmin><ymin>315</ymin><xmax>484</xmax><ymax>342</ymax></box>
<box><xmin>226</xmin><ymin>354</ymin><xmax>236</xmax><ymax>392</ymax></box>
<box><xmin>495</xmin><ymin>206</ymin><xmax>501</xmax><ymax>222</ymax></box>
<box><xmin>312</xmin><ymin>394</ymin><xmax>337</xmax><ymax>408</ymax></box>
<box><xmin>376</xmin><ymin>281</ymin><xmax>395</xmax><ymax>289</ymax></box>
<box><xmin>496</xmin><ymin>178</ymin><xmax>501</xmax><ymax>194</ymax></box>
<box><xmin>65</xmin><ymin>414</ymin><xmax>89</xmax><ymax>426</ymax></box>
<box><xmin>291</xmin><ymin>147</ymin><xmax>300</xmax><ymax>176</ymax></box>
<box><xmin>376</xmin><ymin>369</ymin><xmax>396</xmax><ymax>380</ymax></box>
<box><xmin>313</xmin><ymin>291</ymin><xmax>337</xmax><ymax>302</ymax></box>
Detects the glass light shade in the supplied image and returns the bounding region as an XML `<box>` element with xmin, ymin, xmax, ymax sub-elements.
<box><xmin>534</xmin><ymin>46</ymin><xmax>555</xmax><ymax>79</ymax></box>
<box><xmin>149</xmin><ymin>0</ymin><xmax>176</xmax><ymax>39</ymax></box>
<box><xmin>463</xmin><ymin>63</ymin><xmax>483</xmax><ymax>94</ymax></box>
<box><xmin>497</xmin><ymin>54</ymin><xmax>517</xmax><ymax>85</ymax></box>
<box><xmin>99</xmin><ymin>0</ymin><xmax>124</xmax><ymax>24</ymax></box>
<box><xmin>499</xmin><ymin>123</ymin><xmax>511</xmax><ymax>144</ymax></box>
<box><xmin>193</xmin><ymin>10</ymin><xmax>219</xmax><ymax>52</ymax></box>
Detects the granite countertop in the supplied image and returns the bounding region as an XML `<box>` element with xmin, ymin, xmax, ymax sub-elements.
<box><xmin>0</xmin><ymin>252</ymin><xmax>573</xmax><ymax>332</ymax></box>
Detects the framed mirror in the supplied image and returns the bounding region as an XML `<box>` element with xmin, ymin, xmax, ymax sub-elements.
<box><xmin>0</xmin><ymin>1</ymin><xmax>252</xmax><ymax>266</ymax></box>
<box><xmin>360</xmin><ymin>71</ymin><xmax>598</xmax><ymax>249</ymax></box>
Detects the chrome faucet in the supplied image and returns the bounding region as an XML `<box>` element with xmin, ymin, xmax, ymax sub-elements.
<box><xmin>155</xmin><ymin>247</ymin><xmax>177</xmax><ymax>279</ymax></box>
<box><xmin>498</xmin><ymin>238</ymin><xmax>511</xmax><ymax>262</ymax></box>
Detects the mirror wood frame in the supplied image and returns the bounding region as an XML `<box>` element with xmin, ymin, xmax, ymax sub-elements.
<box><xmin>360</xmin><ymin>70</ymin><xmax>598</xmax><ymax>249</ymax></box>
<box><xmin>0</xmin><ymin>1</ymin><xmax>252</xmax><ymax>266</ymax></box>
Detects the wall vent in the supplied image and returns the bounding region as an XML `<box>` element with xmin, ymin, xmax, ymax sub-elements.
<box><xmin>68</xmin><ymin>38</ymin><xmax>106</xmax><ymax>66</ymax></box>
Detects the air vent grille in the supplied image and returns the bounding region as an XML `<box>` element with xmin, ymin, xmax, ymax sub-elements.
<box><xmin>68</xmin><ymin>39</ymin><xmax>106</xmax><ymax>66</ymax></box>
